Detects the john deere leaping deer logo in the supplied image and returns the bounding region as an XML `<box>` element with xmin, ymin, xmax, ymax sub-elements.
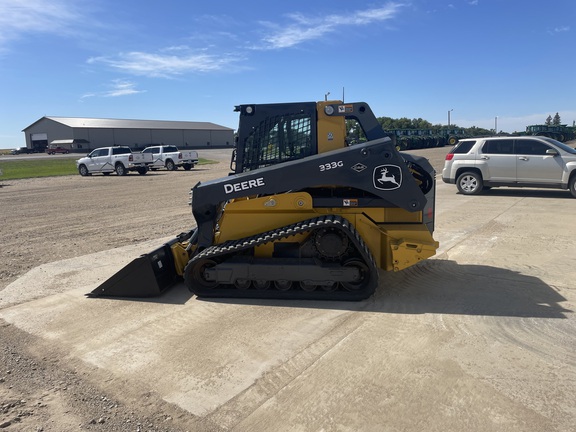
<box><xmin>373</xmin><ymin>165</ymin><xmax>402</xmax><ymax>190</ymax></box>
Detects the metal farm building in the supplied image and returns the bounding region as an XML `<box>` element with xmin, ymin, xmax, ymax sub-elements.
<box><xmin>22</xmin><ymin>117</ymin><xmax>235</xmax><ymax>153</ymax></box>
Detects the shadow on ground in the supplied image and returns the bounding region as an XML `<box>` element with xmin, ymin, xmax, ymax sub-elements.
<box><xmin>124</xmin><ymin>259</ymin><xmax>571</xmax><ymax>319</ymax></box>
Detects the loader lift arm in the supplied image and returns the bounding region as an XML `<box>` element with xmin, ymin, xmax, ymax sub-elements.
<box><xmin>192</xmin><ymin>137</ymin><xmax>428</xmax><ymax>248</ymax></box>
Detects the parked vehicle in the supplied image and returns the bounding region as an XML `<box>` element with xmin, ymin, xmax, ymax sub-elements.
<box><xmin>89</xmin><ymin>100</ymin><xmax>439</xmax><ymax>301</ymax></box>
<box><xmin>442</xmin><ymin>136</ymin><xmax>576</xmax><ymax>197</ymax></box>
<box><xmin>76</xmin><ymin>146</ymin><xmax>153</xmax><ymax>176</ymax></box>
<box><xmin>46</xmin><ymin>146</ymin><xmax>70</xmax><ymax>155</ymax></box>
<box><xmin>10</xmin><ymin>147</ymin><xmax>32</xmax><ymax>155</ymax></box>
<box><xmin>141</xmin><ymin>145</ymin><xmax>199</xmax><ymax>171</ymax></box>
<box><xmin>523</xmin><ymin>124</ymin><xmax>575</xmax><ymax>143</ymax></box>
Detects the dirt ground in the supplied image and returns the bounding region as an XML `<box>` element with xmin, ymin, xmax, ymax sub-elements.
<box><xmin>0</xmin><ymin>156</ymin><xmax>234</xmax><ymax>431</ymax></box>
<box><xmin>0</xmin><ymin>145</ymin><xmax>574</xmax><ymax>431</ymax></box>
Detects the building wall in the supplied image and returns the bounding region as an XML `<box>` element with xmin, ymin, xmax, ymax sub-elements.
<box><xmin>209</xmin><ymin>130</ymin><xmax>234</xmax><ymax>147</ymax></box>
<box><xmin>150</xmin><ymin>129</ymin><xmax>184</xmax><ymax>147</ymax></box>
<box><xmin>24</xmin><ymin>119</ymin><xmax>235</xmax><ymax>151</ymax></box>
<box><xmin>183</xmin><ymin>130</ymin><xmax>234</xmax><ymax>147</ymax></box>
<box><xmin>25</xmin><ymin>119</ymin><xmax>72</xmax><ymax>150</ymax></box>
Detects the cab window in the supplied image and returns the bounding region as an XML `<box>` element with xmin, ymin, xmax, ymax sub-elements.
<box><xmin>243</xmin><ymin>113</ymin><xmax>313</xmax><ymax>171</ymax></box>
<box><xmin>112</xmin><ymin>147</ymin><xmax>131</xmax><ymax>155</ymax></box>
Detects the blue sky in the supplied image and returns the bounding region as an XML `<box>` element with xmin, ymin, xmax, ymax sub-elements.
<box><xmin>0</xmin><ymin>0</ymin><xmax>574</xmax><ymax>149</ymax></box>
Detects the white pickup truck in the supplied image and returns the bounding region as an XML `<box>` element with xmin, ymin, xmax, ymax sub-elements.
<box><xmin>142</xmin><ymin>145</ymin><xmax>199</xmax><ymax>171</ymax></box>
<box><xmin>76</xmin><ymin>146</ymin><xmax>153</xmax><ymax>176</ymax></box>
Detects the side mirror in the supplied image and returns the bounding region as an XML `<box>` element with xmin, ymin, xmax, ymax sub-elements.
<box><xmin>546</xmin><ymin>149</ymin><xmax>558</xmax><ymax>156</ymax></box>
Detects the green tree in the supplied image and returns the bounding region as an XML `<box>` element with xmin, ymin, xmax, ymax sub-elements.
<box><xmin>545</xmin><ymin>115</ymin><xmax>552</xmax><ymax>125</ymax></box>
<box><xmin>553</xmin><ymin>112</ymin><xmax>561</xmax><ymax>125</ymax></box>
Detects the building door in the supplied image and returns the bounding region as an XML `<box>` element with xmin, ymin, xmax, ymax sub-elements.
<box><xmin>31</xmin><ymin>133</ymin><xmax>48</xmax><ymax>152</ymax></box>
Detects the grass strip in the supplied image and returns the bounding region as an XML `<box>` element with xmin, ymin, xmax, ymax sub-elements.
<box><xmin>0</xmin><ymin>157</ymin><xmax>215</xmax><ymax>180</ymax></box>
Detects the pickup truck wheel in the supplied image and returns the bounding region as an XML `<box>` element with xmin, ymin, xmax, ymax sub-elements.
<box><xmin>78</xmin><ymin>164</ymin><xmax>90</xmax><ymax>177</ymax></box>
<box><xmin>137</xmin><ymin>167</ymin><xmax>148</xmax><ymax>175</ymax></box>
<box><xmin>569</xmin><ymin>175</ymin><xmax>576</xmax><ymax>198</ymax></box>
<box><xmin>165</xmin><ymin>160</ymin><xmax>176</xmax><ymax>171</ymax></box>
<box><xmin>183</xmin><ymin>163</ymin><xmax>193</xmax><ymax>171</ymax></box>
<box><xmin>456</xmin><ymin>171</ymin><xmax>483</xmax><ymax>195</ymax></box>
<box><xmin>115</xmin><ymin>163</ymin><xmax>127</xmax><ymax>176</ymax></box>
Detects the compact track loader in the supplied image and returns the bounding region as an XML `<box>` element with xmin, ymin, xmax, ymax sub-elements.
<box><xmin>89</xmin><ymin>101</ymin><xmax>439</xmax><ymax>301</ymax></box>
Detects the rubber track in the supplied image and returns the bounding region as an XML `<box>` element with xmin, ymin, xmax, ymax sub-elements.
<box><xmin>185</xmin><ymin>214</ymin><xmax>379</xmax><ymax>301</ymax></box>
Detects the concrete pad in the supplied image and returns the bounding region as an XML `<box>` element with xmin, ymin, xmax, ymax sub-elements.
<box><xmin>1</xmin><ymin>181</ymin><xmax>575</xmax><ymax>431</ymax></box>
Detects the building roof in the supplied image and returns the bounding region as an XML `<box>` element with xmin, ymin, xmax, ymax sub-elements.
<box><xmin>50</xmin><ymin>139</ymin><xmax>90</xmax><ymax>145</ymax></box>
<box><xmin>24</xmin><ymin>116</ymin><xmax>234</xmax><ymax>131</ymax></box>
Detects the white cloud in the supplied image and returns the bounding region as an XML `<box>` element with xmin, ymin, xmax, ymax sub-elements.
<box><xmin>0</xmin><ymin>0</ymin><xmax>85</xmax><ymax>50</ymax></box>
<box><xmin>81</xmin><ymin>79</ymin><xmax>145</xmax><ymax>99</ymax></box>
<box><xmin>254</xmin><ymin>3</ymin><xmax>405</xmax><ymax>50</ymax></box>
<box><xmin>87</xmin><ymin>49</ymin><xmax>243</xmax><ymax>78</ymax></box>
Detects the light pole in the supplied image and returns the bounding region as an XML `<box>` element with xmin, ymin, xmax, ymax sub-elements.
<box><xmin>448</xmin><ymin>109</ymin><xmax>453</xmax><ymax>127</ymax></box>
<box><xmin>325</xmin><ymin>92</ymin><xmax>330</xmax><ymax>101</ymax></box>
<box><xmin>495</xmin><ymin>116</ymin><xmax>498</xmax><ymax>135</ymax></box>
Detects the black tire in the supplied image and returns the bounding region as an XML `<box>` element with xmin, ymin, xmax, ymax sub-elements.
<box><xmin>456</xmin><ymin>171</ymin><xmax>483</xmax><ymax>195</ymax></box>
<box><xmin>115</xmin><ymin>163</ymin><xmax>127</xmax><ymax>176</ymax></box>
<box><xmin>165</xmin><ymin>160</ymin><xmax>176</xmax><ymax>171</ymax></box>
<box><xmin>137</xmin><ymin>167</ymin><xmax>148</xmax><ymax>175</ymax></box>
<box><xmin>78</xmin><ymin>164</ymin><xmax>89</xmax><ymax>177</ymax></box>
<box><xmin>183</xmin><ymin>163</ymin><xmax>193</xmax><ymax>171</ymax></box>
<box><xmin>569</xmin><ymin>175</ymin><xmax>576</xmax><ymax>198</ymax></box>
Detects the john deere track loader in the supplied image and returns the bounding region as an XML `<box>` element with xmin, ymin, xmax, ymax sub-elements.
<box><xmin>89</xmin><ymin>101</ymin><xmax>439</xmax><ymax>301</ymax></box>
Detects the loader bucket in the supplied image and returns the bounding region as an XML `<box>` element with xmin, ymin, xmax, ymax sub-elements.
<box><xmin>88</xmin><ymin>243</ymin><xmax>180</xmax><ymax>298</ymax></box>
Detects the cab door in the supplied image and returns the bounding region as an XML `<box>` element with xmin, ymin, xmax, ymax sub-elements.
<box><xmin>478</xmin><ymin>139</ymin><xmax>516</xmax><ymax>182</ymax></box>
<box><xmin>143</xmin><ymin>147</ymin><xmax>162</xmax><ymax>168</ymax></box>
<box><xmin>515</xmin><ymin>139</ymin><xmax>564</xmax><ymax>184</ymax></box>
<box><xmin>89</xmin><ymin>148</ymin><xmax>110</xmax><ymax>172</ymax></box>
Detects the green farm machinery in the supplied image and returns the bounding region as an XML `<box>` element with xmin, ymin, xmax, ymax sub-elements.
<box><xmin>387</xmin><ymin>128</ymin><xmax>472</xmax><ymax>150</ymax></box>
<box><xmin>524</xmin><ymin>124</ymin><xmax>575</xmax><ymax>143</ymax></box>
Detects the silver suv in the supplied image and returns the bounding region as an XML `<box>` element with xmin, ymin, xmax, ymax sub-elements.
<box><xmin>442</xmin><ymin>136</ymin><xmax>576</xmax><ymax>197</ymax></box>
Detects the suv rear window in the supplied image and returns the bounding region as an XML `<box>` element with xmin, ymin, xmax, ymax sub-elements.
<box><xmin>481</xmin><ymin>139</ymin><xmax>514</xmax><ymax>154</ymax></box>
<box><xmin>451</xmin><ymin>140</ymin><xmax>476</xmax><ymax>154</ymax></box>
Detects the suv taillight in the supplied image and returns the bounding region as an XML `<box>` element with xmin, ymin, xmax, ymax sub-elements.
<box><xmin>445</xmin><ymin>154</ymin><xmax>454</xmax><ymax>161</ymax></box>
<box><xmin>129</xmin><ymin>154</ymin><xmax>133</xmax><ymax>161</ymax></box>
<box><xmin>178</xmin><ymin>152</ymin><xmax>182</xmax><ymax>159</ymax></box>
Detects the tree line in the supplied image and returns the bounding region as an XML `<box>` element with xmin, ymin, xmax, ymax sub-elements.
<box><xmin>374</xmin><ymin>117</ymin><xmax>492</xmax><ymax>135</ymax></box>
